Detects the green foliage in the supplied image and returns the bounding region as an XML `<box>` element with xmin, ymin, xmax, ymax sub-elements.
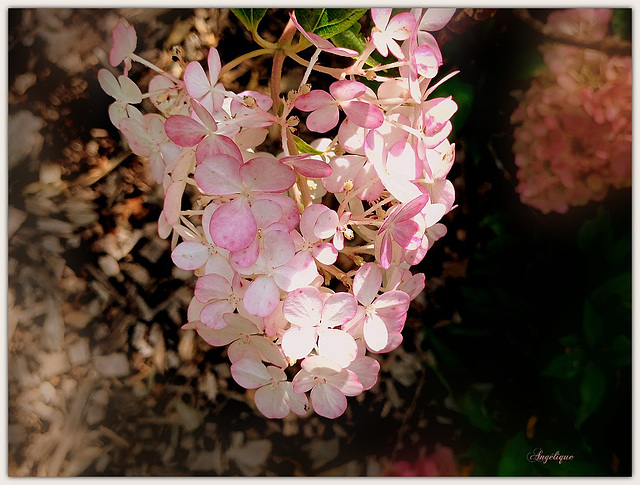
<box><xmin>331</xmin><ymin>21</ymin><xmax>366</xmax><ymax>53</ymax></box>
<box><xmin>292</xmin><ymin>135</ymin><xmax>324</xmax><ymax>156</ymax></box>
<box><xmin>575</xmin><ymin>363</ymin><xmax>606</xmax><ymax>428</ymax></box>
<box><xmin>459</xmin><ymin>388</ymin><xmax>495</xmax><ymax>432</ymax></box>
<box><xmin>611</xmin><ymin>9</ymin><xmax>631</xmax><ymax>40</ymax></box>
<box><xmin>431</xmin><ymin>76</ymin><xmax>475</xmax><ymax>136</ymax></box>
<box><xmin>497</xmin><ymin>433</ymin><xmax>538</xmax><ymax>476</ymax></box>
<box><xmin>542</xmin><ymin>351</ymin><xmax>585</xmax><ymax>380</ymax></box>
<box><xmin>576</xmin><ymin>206</ymin><xmax>613</xmax><ymax>256</ymax></box>
<box><xmin>231</xmin><ymin>9</ymin><xmax>267</xmax><ymax>33</ymax></box>
<box><xmin>295</xmin><ymin>9</ymin><xmax>367</xmax><ymax>39</ymax></box>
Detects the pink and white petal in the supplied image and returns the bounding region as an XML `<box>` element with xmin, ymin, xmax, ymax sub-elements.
<box><xmin>243</xmin><ymin>275</ymin><xmax>281</xmax><ymax>317</ymax></box>
<box><xmin>325</xmin><ymin>369</ymin><xmax>363</xmax><ymax>396</ymax></box>
<box><xmin>184</xmin><ymin>60</ymin><xmax>211</xmax><ymax>99</ymax></box>
<box><xmin>300</xmin><ymin>203</ymin><xmax>329</xmax><ymax>241</ymax></box>
<box><xmin>250</xmin><ymin>336</ymin><xmax>288</xmax><ymax>368</ymax></box>
<box><xmin>415</xmin><ymin>45</ymin><xmax>440</xmax><ymax>78</ymax></box>
<box><xmin>282</xmin><ymin>382</ymin><xmax>309</xmax><ymax>416</ymax></box>
<box><xmin>97</xmin><ymin>69</ymin><xmax>121</xmax><ymax>99</ymax></box>
<box><xmin>108</xmin><ymin>102</ymin><xmax>128</xmax><ymax>128</ymax></box>
<box><xmin>323</xmin><ymin>155</ymin><xmax>366</xmax><ymax>194</ymax></box>
<box><xmin>329</xmin><ymin>80</ymin><xmax>366</xmax><ymax>102</ymax></box>
<box><xmin>396</xmin><ymin>194</ymin><xmax>431</xmax><ymax>222</ymax></box>
<box><xmin>347</xmin><ymin>356</ymin><xmax>380</xmax><ymax>391</ymax></box>
<box><xmin>417</xmin><ymin>31</ymin><xmax>443</xmax><ymax>64</ymax></box>
<box><xmin>384</xmin><ymin>177</ymin><xmax>424</xmax><ymax>204</ymax></box>
<box><xmin>342</xmin><ymin>100</ymin><xmax>384</xmax><ymax>129</ymax></box>
<box><xmin>305</xmin><ymin>104</ymin><xmax>340</xmax><ymax>133</ymax></box>
<box><xmin>230</xmin><ymin>357</ymin><xmax>272</xmax><ymax>389</ymax></box>
<box><xmin>363</xmin><ymin>313</ymin><xmax>389</xmax><ymax>352</ymax></box>
<box><xmin>301</xmin><ymin>355</ymin><xmax>342</xmax><ymax>375</ymax></box>
<box><xmin>164</xmin><ymin>115</ymin><xmax>207</xmax><ymax>146</ymax></box>
<box><xmin>310</xmin><ymin>384</ymin><xmax>348</xmax><ymax>419</ymax></box>
<box><xmin>224</xmin><ymin>313</ymin><xmax>260</xmax><ymax>333</ymax></box>
<box><xmin>373</xmin><ymin>290</ymin><xmax>410</xmax><ymax>317</ymax></box>
<box><xmin>353</xmin><ymin>262</ymin><xmax>382</xmax><ymax>306</ymax></box>
<box><xmin>241</xmin><ymin>157</ymin><xmax>296</xmax><ymax>193</ymax></box>
<box><xmin>419</xmin><ymin>8</ymin><xmax>456</xmax><ymax>31</ymax></box>
<box><xmin>199</xmin><ymin>300</ymin><xmax>234</xmax><ymax>329</ymax></box>
<box><xmin>292</xmin><ymin>369</ymin><xmax>316</xmax><ymax>394</ymax></box>
<box><xmin>274</xmin><ymin>251</ymin><xmax>319</xmax><ymax>292</ymax></box>
<box><xmin>317</xmin><ymin>329</ymin><xmax>358</xmax><ymax>368</ymax></box>
<box><xmin>371</xmin><ymin>31</ymin><xmax>390</xmax><ymax>57</ymax></box>
<box><xmin>209</xmin><ymin>197</ymin><xmax>257</xmax><ymax>251</ymax></box>
<box><xmin>261</xmin><ymin>229</ymin><xmax>295</xmax><ymax>269</ymax></box>
<box><xmin>314</xmin><ymin>209</ymin><xmax>339</xmax><ymax>240</ymax></box>
<box><xmin>374</xmin><ymin>331</ymin><xmax>403</xmax><ymax>354</ymax></box>
<box><xmin>281</xmin><ymin>325</ymin><xmax>317</xmax><ymax>361</ymax></box>
<box><xmin>399</xmin><ymin>272</ymin><xmax>426</xmax><ymax>300</ymax></box>
<box><xmin>190</xmin><ymin>99</ymin><xmax>217</xmax><ymax>132</ymax></box>
<box><xmin>287</xmin><ymin>157</ymin><xmax>332</xmax><ymax>179</ymax></box>
<box><xmin>194</xmin><ymin>273</ymin><xmax>232</xmax><ymax>302</ymax></box>
<box><xmin>426</xmin><ymin>179</ymin><xmax>455</xmax><ymax>213</ymax></box>
<box><xmin>282</xmin><ymin>286</ymin><xmax>323</xmax><ymax>327</ymax></box>
<box><xmin>422</xmin><ymin>201</ymin><xmax>447</xmax><ymax>227</ymax></box>
<box><xmin>253</xmin><ymin>193</ymin><xmax>300</xmax><ymax>231</ymax></box>
<box><xmin>228</xmin><ymin>340</ymin><xmax>261</xmax><ymax>364</ymax></box>
<box><xmin>392</xmin><ymin>219</ymin><xmax>423</xmax><ymax>249</ymax></box>
<box><xmin>110</xmin><ymin>22</ymin><xmax>137</xmax><ymax>67</ymax></box>
<box><xmin>194</xmin><ymin>154</ymin><xmax>243</xmax><ymax>195</ymax></box>
<box><xmin>171</xmin><ymin>241</ymin><xmax>208</xmax><ymax>270</ymax></box>
<box><xmin>321</xmin><ymin>292</ymin><xmax>358</xmax><ymax>328</ymax></box>
<box><xmin>254</xmin><ymin>385</ymin><xmax>290</xmax><ymax>419</ymax></box>
<box><xmin>187</xmin><ymin>296</ymin><xmax>205</xmax><ymax>324</ymax></box>
<box><xmin>119</xmin><ymin>75</ymin><xmax>142</xmax><ymax>104</ymax></box>
<box><xmin>204</xmin><ymin>253</ymin><xmax>235</xmax><ymax>282</ymax></box>
<box><xmin>312</xmin><ymin>243</ymin><xmax>338</xmax><ymax>265</ymax></box>
<box><xmin>195</xmin><ymin>135</ymin><xmax>243</xmax><ymax>166</ymax></box>
<box><xmin>163</xmin><ymin>180</ymin><xmax>185</xmax><ymax>226</ymax></box>
<box><xmin>386</xmin><ymin>12</ymin><xmax>416</xmax><ymax>40</ymax></box>
<box><xmin>378</xmin><ymin>232</ymin><xmax>394</xmax><ymax>269</ymax></box>
<box><xmin>371</xmin><ymin>8</ymin><xmax>392</xmax><ymax>30</ymax></box>
<box><xmin>387</xmin><ymin>141</ymin><xmax>421</xmax><ymax>180</ymax></box>
<box><xmin>337</xmin><ymin>118</ymin><xmax>367</xmax><ymax>155</ymax></box>
<box><xmin>230</xmin><ymin>238</ymin><xmax>260</xmax><ymax>268</ymax></box>
<box><xmin>294</xmin><ymin>90</ymin><xmax>334</xmax><ymax>112</ymax></box>
<box><xmin>207</xmin><ymin>47</ymin><xmax>222</xmax><ymax>84</ymax></box>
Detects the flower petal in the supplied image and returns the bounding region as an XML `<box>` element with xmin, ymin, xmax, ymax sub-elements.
<box><xmin>230</xmin><ymin>357</ymin><xmax>272</xmax><ymax>389</ymax></box>
<box><xmin>241</xmin><ymin>156</ymin><xmax>296</xmax><ymax>193</ymax></box>
<box><xmin>305</xmin><ymin>104</ymin><xmax>340</xmax><ymax>133</ymax></box>
<box><xmin>317</xmin><ymin>328</ymin><xmax>358</xmax><ymax>368</ymax></box>
<box><xmin>243</xmin><ymin>275</ymin><xmax>281</xmax><ymax>317</ymax></box>
<box><xmin>281</xmin><ymin>325</ymin><xmax>317</xmax><ymax>361</ymax></box>
<box><xmin>353</xmin><ymin>262</ymin><xmax>381</xmax><ymax>306</ymax></box>
<box><xmin>363</xmin><ymin>313</ymin><xmax>389</xmax><ymax>352</ymax></box>
<box><xmin>311</xmin><ymin>384</ymin><xmax>348</xmax><ymax>419</ymax></box>
<box><xmin>171</xmin><ymin>241</ymin><xmax>208</xmax><ymax>270</ymax></box>
<box><xmin>209</xmin><ymin>197</ymin><xmax>257</xmax><ymax>251</ymax></box>
<box><xmin>282</xmin><ymin>286</ymin><xmax>323</xmax><ymax>327</ymax></box>
<box><xmin>194</xmin><ymin>154</ymin><xmax>244</xmax><ymax>195</ymax></box>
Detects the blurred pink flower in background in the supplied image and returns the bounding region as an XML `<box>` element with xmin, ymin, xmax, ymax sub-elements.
<box><xmin>511</xmin><ymin>8</ymin><xmax>631</xmax><ymax>214</ymax></box>
<box><xmin>386</xmin><ymin>445</ymin><xmax>459</xmax><ymax>476</ymax></box>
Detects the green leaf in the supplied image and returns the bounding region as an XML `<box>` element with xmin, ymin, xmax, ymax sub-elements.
<box><xmin>295</xmin><ymin>8</ymin><xmax>367</xmax><ymax>39</ymax></box>
<box><xmin>331</xmin><ymin>21</ymin><xmax>368</xmax><ymax>56</ymax></box>
<box><xmin>459</xmin><ymin>388</ymin><xmax>495</xmax><ymax>432</ymax></box>
<box><xmin>611</xmin><ymin>9</ymin><xmax>631</xmax><ymax>40</ymax></box>
<box><xmin>292</xmin><ymin>135</ymin><xmax>324</xmax><ymax>156</ymax></box>
<box><xmin>559</xmin><ymin>334</ymin><xmax>581</xmax><ymax>348</ymax></box>
<box><xmin>543</xmin><ymin>351</ymin><xmax>585</xmax><ymax>380</ymax></box>
<box><xmin>575</xmin><ymin>364</ymin><xmax>606</xmax><ymax>428</ymax></box>
<box><xmin>582</xmin><ymin>300</ymin><xmax>603</xmax><ymax>349</ymax></box>
<box><xmin>606</xmin><ymin>334</ymin><xmax>631</xmax><ymax>367</ymax></box>
<box><xmin>231</xmin><ymin>9</ymin><xmax>267</xmax><ymax>33</ymax></box>
<box><xmin>497</xmin><ymin>433</ymin><xmax>539</xmax><ymax>476</ymax></box>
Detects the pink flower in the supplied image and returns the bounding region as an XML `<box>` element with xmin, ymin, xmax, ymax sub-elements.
<box><xmin>364</xmin><ymin>130</ymin><xmax>424</xmax><ymax>203</ymax></box>
<box><xmin>97</xmin><ymin>69</ymin><xmax>142</xmax><ymax>127</ymax></box>
<box><xmin>349</xmin><ymin>263</ymin><xmax>410</xmax><ymax>352</ymax></box>
<box><xmin>183</xmin><ymin>47</ymin><xmax>226</xmax><ymax>113</ymax></box>
<box><xmin>371</xmin><ymin>9</ymin><xmax>416</xmax><ymax>59</ymax></box>
<box><xmin>194</xmin><ymin>273</ymin><xmax>249</xmax><ymax>329</ymax></box>
<box><xmin>282</xmin><ymin>286</ymin><xmax>358</xmax><ymax>367</ymax></box>
<box><xmin>295</xmin><ymin>80</ymin><xmax>384</xmax><ymax>133</ymax></box>
<box><xmin>322</xmin><ymin>154</ymin><xmax>384</xmax><ymax>202</ymax></box>
<box><xmin>164</xmin><ymin>99</ymin><xmax>242</xmax><ymax>165</ymax></box>
<box><xmin>377</xmin><ymin>195</ymin><xmax>429</xmax><ymax>269</ymax></box>
<box><xmin>109</xmin><ymin>22</ymin><xmax>136</xmax><ymax>75</ymax></box>
<box><xmin>194</xmin><ymin>154</ymin><xmax>296</xmax><ymax>252</ymax></box>
<box><xmin>292</xmin><ymin>355</ymin><xmax>363</xmax><ymax>419</ymax></box>
<box><xmin>230</xmin><ymin>357</ymin><xmax>308</xmax><ymax>419</ymax></box>
<box><xmin>118</xmin><ymin>113</ymin><xmax>180</xmax><ymax>183</ymax></box>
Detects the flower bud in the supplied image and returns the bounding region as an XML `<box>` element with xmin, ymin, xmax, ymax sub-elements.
<box><xmin>243</xmin><ymin>95</ymin><xmax>256</xmax><ymax>108</ymax></box>
<box><xmin>287</xmin><ymin>116</ymin><xmax>300</xmax><ymax>127</ymax></box>
<box><xmin>343</xmin><ymin>179</ymin><xmax>354</xmax><ymax>192</ymax></box>
<box><xmin>299</xmin><ymin>83</ymin><xmax>311</xmax><ymax>95</ymax></box>
<box><xmin>366</xmin><ymin>70</ymin><xmax>377</xmax><ymax>81</ymax></box>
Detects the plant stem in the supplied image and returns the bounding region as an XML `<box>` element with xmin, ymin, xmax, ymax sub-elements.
<box><xmin>218</xmin><ymin>48</ymin><xmax>274</xmax><ymax>78</ymax></box>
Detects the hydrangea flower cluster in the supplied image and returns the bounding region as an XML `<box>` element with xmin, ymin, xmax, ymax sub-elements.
<box><xmin>511</xmin><ymin>9</ymin><xmax>631</xmax><ymax>214</ymax></box>
<box><xmin>100</xmin><ymin>8</ymin><xmax>457</xmax><ymax>419</ymax></box>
